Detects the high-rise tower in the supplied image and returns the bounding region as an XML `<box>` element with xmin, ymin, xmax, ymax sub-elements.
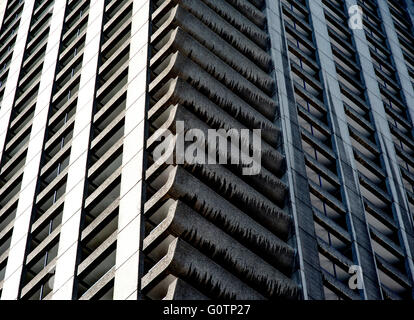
<box><xmin>0</xmin><ymin>0</ymin><xmax>413</xmax><ymax>300</ymax></box>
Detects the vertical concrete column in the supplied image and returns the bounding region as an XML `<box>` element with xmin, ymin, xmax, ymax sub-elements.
<box><xmin>0</xmin><ymin>0</ymin><xmax>35</xmax><ymax>165</ymax></box>
<box><xmin>113</xmin><ymin>0</ymin><xmax>150</xmax><ymax>300</ymax></box>
<box><xmin>52</xmin><ymin>0</ymin><xmax>105</xmax><ymax>300</ymax></box>
<box><xmin>0</xmin><ymin>0</ymin><xmax>7</xmax><ymax>31</ymax></box>
<box><xmin>265</xmin><ymin>0</ymin><xmax>324</xmax><ymax>300</ymax></box>
<box><xmin>377</xmin><ymin>1</ymin><xmax>414</xmax><ymax>129</ymax></box>
<box><xmin>0</xmin><ymin>0</ymin><xmax>35</xmax><ymax>299</ymax></box>
<box><xmin>1</xmin><ymin>0</ymin><xmax>67</xmax><ymax>299</ymax></box>
<box><xmin>363</xmin><ymin>0</ymin><xmax>414</xmax><ymax>281</ymax></box>
<box><xmin>345</xmin><ymin>0</ymin><xmax>414</xmax><ymax>287</ymax></box>
<box><xmin>307</xmin><ymin>0</ymin><xmax>382</xmax><ymax>299</ymax></box>
<box><xmin>404</xmin><ymin>0</ymin><xmax>414</xmax><ymax>32</ymax></box>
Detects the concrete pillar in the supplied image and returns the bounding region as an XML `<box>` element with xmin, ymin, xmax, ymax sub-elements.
<box><xmin>306</xmin><ymin>0</ymin><xmax>383</xmax><ymax>299</ymax></box>
<box><xmin>0</xmin><ymin>0</ymin><xmax>7</xmax><ymax>31</ymax></box>
<box><xmin>403</xmin><ymin>0</ymin><xmax>414</xmax><ymax>33</ymax></box>
<box><xmin>113</xmin><ymin>0</ymin><xmax>150</xmax><ymax>300</ymax></box>
<box><xmin>265</xmin><ymin>0</ymin><xmax>325</xmax><ymax>300</ymax></box>
<box><xmin>344</xmin><ymin>0</ymin><xmax>414</xmax><ymax>297</ymax></box>
<box><xmin>1</xmin><ymin>0</ymin><xmax>67</xmax><ymax>299</ymax></box>
<box><xmin>52</xmin><ymin>0</ymin><xmax>105</xmax><ymax>300</ymax></box>
<box><xmin>0</xmin><ymin>0</ymin><xmax>35</xmax><ymax>167</ymax></box>
<box><xmin>376</xmin><ymin>0</ymin><xmax>414</xmax><ymax>283</ymax></box>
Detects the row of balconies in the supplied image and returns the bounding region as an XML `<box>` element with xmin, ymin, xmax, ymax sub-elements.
<box><xmin>143</xmin><ymin>0</ymin><xmax>299</xmax><ymax>300</ymax></box>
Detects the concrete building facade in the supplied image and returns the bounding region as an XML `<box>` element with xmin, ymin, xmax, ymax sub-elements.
<box><xmin>0</xmin><ymin>0</ymin><xmax>413</xmax><ymax>300</ymax></box>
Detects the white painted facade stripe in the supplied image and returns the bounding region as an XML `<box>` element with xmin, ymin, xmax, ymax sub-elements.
<box><xmin>113</xmin><ymin>0</ymin><xmax>150</xmax><ymax>300</ymax></box>
<box><xmin>52</xmin><ymin>0</ymin><xmax>105</xmax><ymax>300</ymax></box>
<box><xmin>0</xmin><ymin>2</ymin><xmax>119</xmax><ymax>225</ymax></box>
<box><xmin>0</xmin><ymin>0</ymin><xmax>35</xmax><ymax>166</ymax></box>
<box><xmin>1</xmin><ymin>0</ymin><xmax>67</xmax><ymax>300</ymax></box>
<box><xmin>0</xmin><ymin>0</ymin><xmax>7</xmax><ymax>31</ymax></box>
